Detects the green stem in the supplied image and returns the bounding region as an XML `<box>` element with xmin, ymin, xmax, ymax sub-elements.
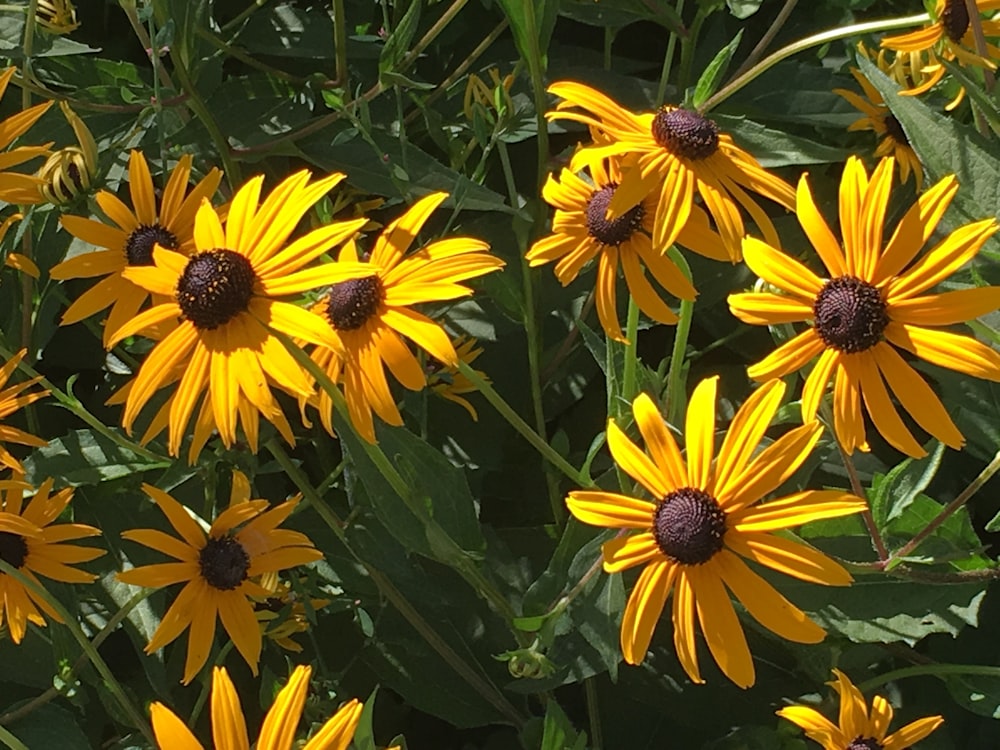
<box><xmin>19</xmin><ymin>0</ymin><xmax>38</xmax><ymax>357</ymax></box>
<box><xmin>887</xmin><ymin>449</ymin><xmax>1000</xmax><ymax>567</ymax></box>
<box><xmin>585</xmin><ymin>678</ymin><xmax>603</xmax><ymax>750</ymax></box>
<box><xmin>678</xmin><ymin>6</ymin><xmax>708</xmax><ymax>94</ymax></box>
<box><xmin>656</xmin><ymin>0</ymin><xmax>685</xmax><ymax>103</ymax></box>
<box><xmin>0</xmin><ymin>341</ymin><xmax>170</xmax><ymax>464</ymax></box>
<box><xmin>456</xmin><ymin>360</ymin><xmax>594</xmax><ymax>488</ymax></box>
<box><xmin>621</xmin><ymin>297</ymin><xmax>640</xmax><ymax>401</ymax></box>
<box><xmin>729</xmin><ymin>0</ymin><xmax>798</xmax><ymax>80</ymax></box>
<box><xmin>266</xmin><ymin>439</ymin><xmax>528</xmax><ymax>728</ymax></box>
<box><xmin>0</xmin><ymin>724</ymin><xmax>29</xmax><ymax>750</ymax></box>
<box><xmin>663</xmin><ymin>247</ymin><xmax>693</xmax><ymax>426</ymax></box>
<box><xmin>222</xmin><ymin>0</ymin><xmax>271</xmax><ymax>32</ymax></box>
<box><xmin>701</xmin><ymin>13</ymin><xmax>931</xmax><ymax>112</ymax></box>
<box><xmin>859</xmin><ymin>663</ymin><xmax>1000</xmax><ymax>694</ymax></box>
<box><xmin>332</xmin><ymin>0</ymin><xmax>348</xmax><ymax>88</ymax></box>
<box><xmin>0</xmin><ymin>562</ymin><xmax>154</xmax><ymax>745</ymax></box>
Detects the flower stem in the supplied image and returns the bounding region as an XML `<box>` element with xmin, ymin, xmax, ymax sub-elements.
<box><xmin>0</xmin><ymin>561</ymin><xmax>154</xmax><ymax>745</ymax></box>
<box><xmin>664</xmin><ymin>247</ymin><xmax>693</xmax><ymax>426</ymax></box>
<box><xmin>701</xmin><ymin>12</ymin><xmax>931</xmax><ymax>112</ymax></box>
<box><xmin>860</xmin><ymin>662</ymin><xmax>1000</xmax><ymax>694</ymax></box>
<box><xmin>730</xmin><ymin>0</ymin><xmax>799</xmax><ymax>80</ymax></box>
<box><xmin>656</xmin><ymin>0</ymin><xmax>685</xmax><ymax>103</ymax></box>
<box><xmin>0</xmin><ymin>724</ymin><xmax>29</xmax><ymax>750</ymax></box>
<box><xmin>456</xmin><ymin>360</ymin><xmax>594</xmax><ymax>489</ymax></box>
<box><xmin>887</xmin><ymin>449</ymin><xmax>1000</xmax><ymax>567</ymax></box>
<box><xmin>622</xmin><ymin>297</ymin><xmax>640</xmax><ymax>401</ymax></box>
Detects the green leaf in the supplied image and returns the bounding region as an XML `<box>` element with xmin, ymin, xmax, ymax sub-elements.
<box><xmin>496</xmin><ymin>0</ymin><xmax>559</xmax><ymax>69</ymax></box>
<box><xmin>726</xmin><ymin>0</ymin><xmax>764</xmax><ymax>18</ymax></box>
<box><xmin>934</xmin><ymin>368</ymin><xmax>1000</xmax><ymax>463</ymax></box>
<box><xmin>883</xmin><ymin>494</ymin><xmax>988</xmax><ymax>568</ymax></box>
<box><xmin>557</xmin><ymin>0</ymin><xmax>683</xmax><ymax>33</ymax></box>
<box><xmin>7</xmin><ymin>704</ymin><xmax>91</xmax><ymax>750</ymax></box>
<box><xmin>692</xmin><ymin>30</ymin><xmax>743</xmax><ymax>110</ymax></box>
<box><xmin>238</xmin><ymin>3</ymin><xmax>338</xmax><ymax>58</ymax></box>
<box><xmin>540</xmin><ymin>699</ymin><xmax>587</xmax><ymax>750</ymax></box>
<box><xmin>22</xmin><ymin>429</ymin><xmax>170</xmax><ymax>488</ymax></box>
<box><xmin>379</xmin><ymin>0</ymin><xmax>421</xmax><ymax>78</ymax></box>
<box><xmin>714</xmin><ymin>113</ymin><xmax>849</xmax><ymax>167</ymax></box>
<box><xmin>869</xmin><ymin>441</ymin><xmax>945</xmax><ymax>528</ymax></box>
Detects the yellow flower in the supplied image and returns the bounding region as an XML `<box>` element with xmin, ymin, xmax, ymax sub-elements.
<box><xmin>106</xmin><ymin>170</ymin><xmax>371</xmax><ymax>460</ymax></box>
<box><xmin>117</xmin><ymin>472</ymin><xmax>323</xmax><ymax>684</ymax></box>
<box><xmin>881</xmin><ymin>0</ymin><xmax>1000</xmax><ymax>110</ymax></box>
<box><xmin>52</xmin><ymin>150</ymin><xmax>223</xmax><ymax>345</ymax></box>
<box><xmin>253</xmin><ymin>575</ymin><xmax>330</xmax><ymax>653</ymax></box>
<box><xmin>36</xmin><ymin>0</ymin><xmax>79</xmax><ymax>35</ymax></box>
<box><xmin>0</xmin><ymin>67</ymin><xmax>53</xmax><ymax>204</ymax></box>
<box><xmin>427</xmin><ymin>335</ymin><xmax>488</xmax><ymax>420</ymax></box>
<box><xmin>833</xmin><ymin>48</ymin><xmax>923</xmax><ymax>189</ymax></box>
<box><xmin>545</xmin><ymin>81</ymin><xmax>795</xmax><ymax>259</ymax></box>
<box><xmin>37</xmin><ymin>101</ymin><xmax>98</xmax><ymax>205</ymax></box>
<box><xmin>304</xmin><ymin>192</ymin><xmax>503</xmax><ymax>443</ymax></box>
<box><xmin>149</xmin><ymin>664</ymin><xmax>366</xmax><ymax>750</ymax></box>
<box><xmin>729</xmin><ymin>156</ymin><xmax>1000</xmax><ymax>457</ymax></box>
<box><xmin>0</xmin><ymin>476</ymin><xmax>103</xmax><ymax>643</ymax></box>
<box><xmin>0</xmin><ymin>349</ymin><xmax>49</xmax><ymax>473</ymax></box>
<box><xmin>778</xmin><ymin>669</ymin><xmax>943</xmax><ymax>749</ymax></box>
<box><xmin>528</xmin><ymin>155</ymin><xmax>725</xmax><ymax>341</ymax></box>
<box><xmin>566</xmin><ymin>377</ymin><xmax>865</xmax><ymax>687</ymax></box>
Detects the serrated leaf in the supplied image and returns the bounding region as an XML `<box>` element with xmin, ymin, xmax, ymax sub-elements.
<box><xmin>692</xmin><ymin>30</ymin><xmax>743</xmax><ymax>109</ymax></box>
<box><xmin>714</xmin><ymin>113</ymin><xmax>848</xmax><ymax>167</ymax></box>
<box><xmin>22</xmin><ymin>429</ymin><xmax>169</xmax><ymax>487</ymax></box>
<box><xmin>869</xmin><ymin>441</ymin><xmax>945</xmax><ymax>528</ymax></box>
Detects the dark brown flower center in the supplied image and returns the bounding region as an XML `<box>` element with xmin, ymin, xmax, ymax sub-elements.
<box><xmin>651</xmin><ymin>107</ymin><xmax>720</xmax><ymax>160</ymax></box>
<box><xmin>0</xmin><ymin>532</ymin><xmax>28</xmax><ymax>569</ymax></box>
<box><xmin>813</xmin><ymin>276</ymin><xmax>888</xmax><ymax>354</ymax></box>
<box><xmin>125</xmin><ymin>224</ymin><xmax>178</xmax><ymax>266</ymax></box>
<box><xmin>846</xmin><ymin>738</ymin><xmax>882</xmax><ymax>750</ymax></box>
<box><xmin>325</xmin><ymin>275</ymin><xmax>384</xmax><ymax>330</ymax></box>
<box><xmin>942</xmin><ymin>0</ymin><xmax>970</xmax><ymax>42</ymax></box>
<box><xmin>199</xmin><ymin>536</ymin><xmax>250</xmax><ymax>591</ymax></box>
<box><xmin>66</xmin><ymin>162</ymin><xmax>84</xmax><ymax>192</ymax></box>
<box><xmin>176</xmin><ymin>249</ymin><xmax>257</xmax><ymax>330</ymax></box>
<box><xmin>883</xmin><ymin>114</ymin><xmax>906</xmax><ymax>144</ymax></box>
<box><xmin>586</xmin><ymin>183</ymin><xmax>645</xmax><ymax>246</ymax></box>
<box><xmin>653</xmin><ymin>487</ymin><xmax>727</xmax><ymax>565</ymax></box>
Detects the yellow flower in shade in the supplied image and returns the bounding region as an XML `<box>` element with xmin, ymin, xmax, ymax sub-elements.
<box><xmin>304</xmin><ymin>191</ymin><xmax>503</xmax><ymax>443</ymax></box>
<box><xmin>881</xmin><ymin>0</ymin><xmax>1000</xmax><ymax>110</ymax></box>
<box><xmin>427</xmin><ymin>335</ymin><xmax>487</xmax><ymax>420</ymax></box>
<box><xmin>117</xmin><ymin>472</ymin><xmax>323</xmax><ymax>684</ymax></box>
<box><xmin>0</xmin><ymin>477</ymin><xmax>103</xmax><ymax>644</ymax></box>
<box><xmin>105</xmin><ymin>170</ymin><xmax>372</xmax><ymax>460</ymax></box>
<box><xmin>778</xmin><ymin>669</ymin><xmax>944</xmax><ymax>749</ymax></box>
<box><xmin>0</xmin><ymin>349</ymin><xmax>49</xmax><ymax>472</ymax></box>
<box><xmin>253</xmin><ymin>575</ymin><xmax>330</xmax><ymax>653</ymax></box>
<box><xmin>37</xmin><ymin>101</ymin><xmax>98</xmax><ymax>205</ymax></box>
<box><xmin>566</xmin><ymin>377</ymin><xmax>866</xmax><ymax>688</ymax></box>
<box><xmin>52</xmin><ymin>150</ymin><xmax>223</xmax><ymax>345</ymax></box>
<box><xmin>0</xmin><ymin>68</ymin><xmax>53</xmax><ymax>204</ymax></box>
<box><xmin>545</xmin><ymin>81</ymin><xmax>795</xmax><ymax>260</ymax></box>
<box><xmin>527</xmin><ymin>155</ymin><xmax>727</xmax><ymax>341</ymax></box>
<box><xmin>728</xmin><ymin>156</ymin><xmax>1000</xmax><ymax>457</ymax></box>
<box><xmin>149</xmin><ymin>664</ymin><xmax>367</xmax><ymax>750</ymax></box>
<box><xmin>833</xmin><ymin>53</ymin><xmax>923</xmax><ymax>189</ymax></box>
<box><xmin>36</xmin><ymin>0</ymin><xmax>79</xmax><ymax>35</ymax></box>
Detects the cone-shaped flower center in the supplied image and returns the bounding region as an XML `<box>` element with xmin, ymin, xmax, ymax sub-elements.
<box><xmin>177</xmin><ymin>249</ymin><xmax>257</xmax><ymax>330</ymax></box>
<box><xmin>586</xmin><ymin>184</ymin><xmax>645</xmax><ymax>246</ymax></box>
<box><xmin>814</xmin><ymin>276</ymin><xmax>888</xmax><ymax>353</ymax></box>
<box><xmin>883</xmin><ymin>114</ymin><xmax>906</xmax><ymax>144</ymax></box>
<box><xmin>846</xmin><ymin>738</ymin><xmax>881</xmax><ymax>750</ymax></box>
<box><xmin>325</xmin><ymin>275</ymin><xmax>384</xmax><ymax>331</ymax></box>
<box><xmin>125</xmin><ymin>224</ymin><xmax>178</xmax><ymax>266</ymax></box>
<box><xmin>0</xmin><ymin>532</ymin><xmax>27</xmax><ymax>569</ymax></box>
<box><xmin>199</xmin><ymin>536</ymin><xmax>250</xmax><ymax>591</ymax></box>
<box><xmin>942</xmin><ymin>0</ymin><xmax>970</xmax><ymax>42</ymax></box>
<box><xmin>653</xmin><ymin>487</ymin><xmax>727</xmax><ymax>565</ymax></box>
<box><xmin>651</xmin><ymin>107</ymin><xmax>720</xmax><ymax>160</ymax></box>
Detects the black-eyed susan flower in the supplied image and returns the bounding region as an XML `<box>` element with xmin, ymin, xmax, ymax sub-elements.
<box><xmin>253</xmin><ymin>575</ymin><xmax>330</xmax><ymax>653</ymax></box>
<box><xmin>427</xmin><ymin>335</ymin><xmax>488</xmax><ymax>420</ymax></box>
<box><xmin>149</xmin><ymin>664</ymin><xmax>369</xmax><ymax>750</ymax></box>
<box><xmin>881</xmin><ymin>0</ymin><xmax>1000</xmax><ymax>110</ymax></box>
<box><xmin>0</xmin><ymin>349</ymin><xmax>49</xmax><ymax>472</ymax></box>
<box><xmin>778</xmin><ymin>669</ymin><xmax>943</xmax><ymax>749</ymax></box>
<box><xmin>728</xmin><ymin>156</ymin><xmax>1000</xmax><ymax>457</ymax></box>
<box><xmin>105</xmin><ymin>170</ymin><xmax>372</xmax><ymax>460</ymax></box>
<box><xmin>36</xmin><ymin>0</ymin><xmax>79</xmax><ymax>35</ymax></box>
<box><xmin>304</xmin><ymin>191</ymin><xmax>503</xmax><ymax>443</ymax></box>
<box><xmin>37</xmin><ymin>101</ymin><xmax>98</xmax><ymax>205</ymax></box>
<box><xmin>527</xmin><ymin>156</ymin><xmax>726</xmax><ymax>341</ymax></box>
<box><xmin>834</xmin><ymin>50</ymin><xmax>923</xmax><ymax>189</ymax></box>
<box><xmin>0</xmin><ymin>68</ymin><xmax>53</xmax><ymax>204</ymax></box>
<box><xmin>566</xmin><ymin>377</ymin><xmax>865</xmax><ymax>688</ymax></box>
<box><xmin>117</xmin><ymin>472</ymin><xmax>322</xmax><ymax>684</ymax></box>
<box><xmin>0</xmin><ymin>476</ymin><xmax>103</xmax><ymax>644</ymax></box>
<box><xmin>52</xmin><ymin>150</ymin><xmax>223</xmax><ymax>345</ymax></box>
<box><xmin>546</xmin><ymin>81</ymin><xmax>795</xmax><ymax>259</ymax></box>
